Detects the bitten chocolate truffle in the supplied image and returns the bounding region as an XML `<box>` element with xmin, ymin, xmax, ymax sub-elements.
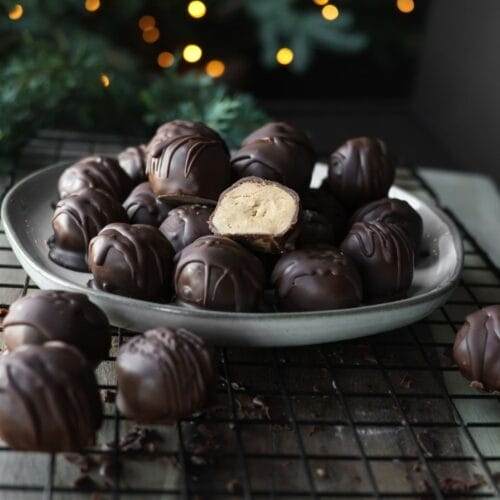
<box><xmin>453</xmin><ymin>306</ymin><xmax>500</xmax><ymax>392</ymax></box>
<box><xmin>209</xmin><ymin>177</ymin><xmax>301</xmax><ymax>254</ymax></box>
<box><xmin>174</xmin><ymin>235</ymin><xmax>265</xmax><ymax>311</ymax></box>
<box><xmin>159</xmin><ymin>204</ymin><xmax>213</xmax><ymax>253</ymax></box>
<box><xmin>341</xmin><ymin>221</ymin><xmax>414</xmax><ymax>302</ymax></box>
<box><xmin>116</xmin><ymin>327</ymin><xmax>214</xmax><ymax>423</ymax></box>
<box><xmin>147</xmin><ymin>135</ymin><xmax>231</xmax><ymax>204</ymax></box>
<box><xmin>350</xmin><ymin>197</ymin><xmax>423</xmax><ymax>250</ymax></box>
<box><xmin>118</xmin><ymin>145</ymin><xmax>147</xmax><ymax>185</ymax></box>
<box><xmin>49</xmin><ymin>188</ymin><xmax>127</xmax><ymax>271</ymax></box>
<box><xmin>58</xmin><ymin>156</ymin><xmax>133</xmax><ymax>201</ymax></box>
<box><xmin>0</xmin><ymin>342</ymin><xmax>102</xmax><ymax>452</ymax></box>
<box><xmin>88</xmin><ymin>223</ymin><xmax>174</xmax><ymax>301</ymax></box>
<box><xmin>328</xmin><ymin>137</ymin><xmax>395</xmax><ymax>208</ymax></box>
<box><xmin>3</xmin><ymin>291</ymin><xmax>110</xmax><ymax>366</ymax></box>
<box><xmin>271</xmin><ymin>247</ymin><xmax>363</xmax><ymax>311</ymax></box>
<box><xmin>123</xmin><ymin>182</ymin><xmax>172</xmax><ymax>226</ymax></box>
<box><xmin>231</xmin><ymin>137</ymin><xmax>313</xmax><ymax>193</ymax></box>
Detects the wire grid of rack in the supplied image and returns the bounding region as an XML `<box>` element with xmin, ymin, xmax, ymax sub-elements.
<box><xmin>0</xmin><ymin>130</ymin><xmax>499</xmax><ymax>499</ymax></box>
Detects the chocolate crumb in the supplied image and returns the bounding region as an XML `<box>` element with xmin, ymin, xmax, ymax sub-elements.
<box><xmin>101</xmin><ymin>389</ymin><xmax>117</xmax><ymax>404</ymax></box>
<box><xmin>106</xmin><ymin>426</ymin><xmax>164</xmax><ymax>455</ymax></box>
<box><xmin>64</xmin><ymin>453</ymin><xmax>98</xmax><ymax>474</ymax></box>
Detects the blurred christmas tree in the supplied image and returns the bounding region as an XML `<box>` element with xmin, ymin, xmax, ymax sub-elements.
<box><xmin>0</xmin><ymin>0</ymin><xmax>369</xmax><ymax>161</ymax></box>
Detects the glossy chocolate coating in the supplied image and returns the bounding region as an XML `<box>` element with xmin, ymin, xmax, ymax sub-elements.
<box><xmin>0</xmin><ymin>342</ymin><xmax>102</xmax><ymax>452</ymax></box>
<box><xmin>271</xmin><ymin>247</ymin><xmax>363</xmax><ymax>311</ymax></box>
<box><xmin>328</xmin><ymin>137</ymin><xmax>395</xmax><ymax>208</ymax></box>
<box><xmin>118</xmin><ymin>145</ymin><xmax>147</xmax><ymax>185</ymax></box>
<box><xmin>453</xmin><ymin>306</ymin><xmax>500</xmax><ymax>391</ymax></box>
<box><xmin>116</xmin><ymin>327</ymin><xmax>214</xmax><ymax>423</ymax></box>
<box><xmin>341</xmin><ymin>221</ymin><xmax>414</xmax><ymax>302</ymax></box>
<box><xmin>58</xmin><ymin>156</ymin><xmax>133</xmax><ymax>201</ymax></box>
<box><xmin>152</xmin><ymin>120</ymin><xmax>226</xmax><ymax>146</ymax></box>
<box><xmin>159</xmin><ymin>204</ymin><xmax>213</xmax><ymax>253</ymax></box>
<box><xmin>174</xmin><ymin>235</ymin><xmax>265</xmax><ymax>311</ymax></box>
<box><xmin>3</xmin><ymin>291</ymin><xmax>110</xmax><ymax>366</ymax></box>
<box><xmin>350</xmin><ymin>197</ymin><xmax>423</xmax><ymax>250</ymax></box>
<box><xmin>49</xmin><ymin>188</ymin><xmax>127</xmax><ymax>271</ymax></box>
<box><xmin>123</xmin><ymin>182</ymin><xmax>172</xmax><ymax>226</ymax></box>
<box><xmin>88</xmin><ymin>223</ymin><xmax>174</xmax><ymax>301</ymax></box>
<box><xmin>231</xmin><ymin>137</ymin><xmax>313</xmax><ymax>193</ymax></box>
<box><xmin>297</xmin><ymin>210</ymin><xmax>334</xmax><ymax>247</ymax></box>
<box><xmin>147</xmin><ymin>135</ymin><xmax>231</xmax><ymax>204</ymax></box>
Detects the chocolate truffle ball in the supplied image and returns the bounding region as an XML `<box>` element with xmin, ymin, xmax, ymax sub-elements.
<box><xmin>58</xmin><ymin>156</ymin><xmax>133</xmax><ymax>201</ymax></box>
<box><xmin>117</xmin><ymin>145</ymin><xmax>147</xmax><ymax>185</ymax></box>
<box><xmin>271</xmin><ymin>248</ymin><xmax>362</xmax><ymax>311</ymax></box>
<box><xmin>297</xmin><ymin>210</ymin><xmax>334</xmax><ymax>248</ymax></box>
<box><xmin>147</xmin><ymin>135</ymin><xmax>231</xmax><ymax>204</ymax></box>
<box><xmin>159</xmin><ymin>204</ymin><xmax>213</xmax><ymax>253</ymax></box>
<box><xmin>151</xmin><ymin>120</ymin><xmax>226</xmax><ymax>147</ymax></box>
<box><xmin>0</xmin><ymin>342</ymin><xmax>102</xmax><ymax>452</ymax></box>
<box><xmin>328</xmin><ymin>137</ymin><xmax>395</xmax><ymax>209</ymax></box>
<box><xmin>341</xmin><ymin>221</ymin><xmax>414</xmax><ymax>303</ymax></box>
<box><xmin>116</xmin><ymin>327</ymin><xmax>214</xmax><ymax>423</ymax></box>
<box><xmin>231</xmin><ymin>137</ymin><xmax>313</xmax><ymax>194</ymax></box>
<box><xmin>2</xmin><ymin>291</ymin><xmax>110</xmax><ymax>366</ymax></box>
<box><xmin>123</xmin><ymin>182</ymin><xmax>172</xmax><ymax>226</ymax></box>
<box><xmin>350</xmin><ymin>197</ymin><xmax>423</xmax><ymax>250</ymax></box>
<box><xmin>49</xmin><ymin>188</ymin><xmax>127</xmax><ymax>271</ymax></box>
<box><xmin>88</xmin><ymin>223</ymin><xmax>174</xmax><ymax>301</ymax></box>
<box><xmin>453</xmin><ymin>306</ymin><xmax>500</xmax><ymax>392</ymax></box>
<box><xmin>174</xmin><ymin>235</ymin><xmax>265</xmax><ymax>311</ymax></box>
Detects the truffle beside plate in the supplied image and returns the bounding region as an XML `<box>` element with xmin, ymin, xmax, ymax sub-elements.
<box><xmin>1</xmin><ymin>162</ymin><xmax>463</xmax><ymax>346</ymax></box>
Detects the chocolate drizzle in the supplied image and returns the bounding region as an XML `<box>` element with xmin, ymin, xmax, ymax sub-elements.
<box><xmin>174</xmin><ymin>235</ymin><xmax>265</xmax><ymax>312</ymax></box>
<box><xmin>123</xmin><ymin>182</ymin><xmax>172</xmax><ymax>227</ymax></box>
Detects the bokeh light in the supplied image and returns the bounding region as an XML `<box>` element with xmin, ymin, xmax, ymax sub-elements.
<box><xmin>100</xmin><ymin>73</ymin><xmax>110</xmax><ymax>88</ymax></box>
<box><xmin>396</xmin><ymin>0</ymin><xmax>415</xmax><ymax>13</ymax></box>
<box><xmin>84</xmin><ymin>0</ymin><xmax>100</xmax><ymax>13</ymax></box>
<box><xmin>138</xmin><ymin>15</ymin><xmax>155</xmax><ymax>31</ymax></box>
<box><xmin>205</xmin><ymin>60</ymin><xmax>225</xmax><ymax>78</ymax></box>
<box><xmin>313</xmin><ymin>0</ymin><xmax>329</xmax><ymax>5</ymax></box>
<box><xmin>8</xmin><ymin>4</ymin><xmax>23</xmax><ymax>20</ymax></box>
<box><xmin>157</xmin><ymin>51</ymin><xmax>175</xmax><ymax>68</ymax></box>
<box><xmin>143</xmin><ymin>27</ymin><xmax>160</xmax><ymax>44</ymax></box>
<box><xmin>187</xmin><ymin>0</ymin><xmax>207</xmax><ymax>19</ymax></box>
<box><xmin>183</xmin><ymin>44</ymin><xmax>203</xmax><ymax>63</ymax></box>
<box><xmin>276</xmin><ymin>47</ymin><xmax>294</xmax><ymax>66</ymax></box>
<box><xmin>321</xmin><ymin>4</ymin><xmax>339</xmax><ymax>21</ymax></box>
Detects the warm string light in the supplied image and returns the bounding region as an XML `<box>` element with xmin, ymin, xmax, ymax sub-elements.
<box><xmin>138</xmin><ymin>15</ymin><xmax>155</xmax><ymax>31</ymax></box>
<box><xmin>84</xmin><ymin>0</ymin><xmax>100</xmax><ymax>13</ymax></box>
<box><xmin>157</xmin><ymin>51</ymin><xmax>175</xmax><ymax>68</ymax></box>
<box><xmin>143</xmin><ymin>27</ymin><xmax>160</xmax><ymax>43</ymax></box>
<box><xmin>396</xmin><ymin>0</ymin><xmax>415</xmax><ymax>13</ymax></box>
<box><xmin>8</xmin><ymin>3</ymin><xmax>23</xmax><ymax>20</ymax></box>
<box><xmin>183</xmin><ymin>44</ymin><xmax>202</xmax><ymax>63</ymax></box>
<box><xmin>321</xmin><ymin>4</ymin><xmax>339</xmax><ymax>21</ymax></box>
<box><xmin>187</xmin><ymin>0</ymin><xmax>207</xmax><ymax>19</ymax></box>
<box><xmin>100</xmin><ymin>73</ymin><xmax>110</xmax><ymax>88</ymax></box>
<box><xmin>276</xmin><ymin>47</ymin><xmax>294</xmax><ymax>66</ymax></box>
<box><xmin>205</xmin><ymin>60</ymin><xmax>225</xmax><ymax>78</ymax></box>
<box><xmin>313</xmin><ymin>0</ymin><xmax>329</xmax><ymax>5</ymax></box>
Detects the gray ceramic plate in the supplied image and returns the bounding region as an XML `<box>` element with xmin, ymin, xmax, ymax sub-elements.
<box><xmin>1</xmin><ymin>162</ymin><xmax>463</xmax><ymax>346</ymax></box>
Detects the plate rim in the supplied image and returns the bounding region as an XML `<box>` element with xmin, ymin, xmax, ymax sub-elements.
<box><xmin>1</xmin><ymin>162</ymin><xmax>464</xmax><ymax>321</ymax></box>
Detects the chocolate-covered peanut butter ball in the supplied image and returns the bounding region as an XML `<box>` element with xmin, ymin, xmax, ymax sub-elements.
<box><xmin>3</xmin><ymin>291</ymin><xmax>110</xmax><ymax>366</ymax></box>
<box><xmin>328</xmin><ymin>137</ymin><xmax>395</xmax><ymax>209</ymax></box>
<box><xmin>174</xmin><ymin>235</ymin><xmax>265</xmax><ymax>312</ymax></box>
<box><xmin>159</xmin><ymin>204</ymin><xmax>213</xmax><ymax>253</ymax></box>
<box><xmin>88</xmin><ymin>223</ymin><xmax>174</xmax><ymax>301</ymax></box>
<box><xmin>58</xmin><ymin>155</ymin><xmax>133</xmax><ymax>201</ymax></box>
<box><xmin>117</xmin><ymin>145</ymin><xmax>147</xmax><ymax>185</ymax></box>
<box><xmin>453</xmin><ymin>306</ymin><xmax>500</xmax><ymax>392</ymax></box>
<box><xmin>48</xmin><ymin>188</ymin><xmax>127</xmax><ymax>271</ymax></box>
<box><xmin>297</xmin><ymin>210</ymin><xmax>335</xmax><ymax>248</ymax></box>
<box><xmin>116</xmin><ymin>327</ymin><xmax>214</xmax><ymax>423</ymax></box>
<box><xmin>123</xmin><ymin>182</ymin><xmax>172</xmax><ymax>226</ymax></box>
<box><xmin>147</xmin><ymin>134</ymin><xmax>231</xmax><ymax>204</ymax></box>
<box><xmin>271</xmin><ymin>248</ymin><xmax>363</xmax><ymax>311</ymax></box>
<box><xmin>341</xmin><ymin>221</ymin><xmax>414</xmax><ymax>303</ymax></box>
<box><xmin>150</xmin><ymin>120</ymin><xmax>226</xmax><ymax>149</ymax></box>
<box><xmin>0</xmin><ymin>342</ymin><xmax>102</xmax><ymax>452</ymax></box>
<box><xmin>350</xmin><ymin>197</ymin><xmax>423</xmax><ymax>250</ymax></box>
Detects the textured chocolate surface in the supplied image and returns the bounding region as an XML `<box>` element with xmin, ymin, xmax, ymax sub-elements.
<box><xmin>88</xmin><ymin>223</ymin><xmax>174</xmax><ymax>300</ymax></box>
<box><xmin>116</xmin><ymin>327</ymin><xmax>214</xmax><ymax>423</ymax></box>
<box><xmin>271</xmin><ymin>247</ymin><xmax>363</xmax><ymax>311</ymax></box>
<box><xmin>3</xmin><ymin>291</ymin><xmax>110</xmax><ymax>366</ymax></box>
<box><xmin>297</xmin><ymin>210</ymin><xmax>335</xmax><ymax>248</ymax></box>
<box><xmin>159</xmin><ymin>204</ymin><xmax>213</xmax><ymax>253</ymax></box>
<box><xmin>453</xmin><ymin>306</ymin><xmax>500</xmax><ymax>391</ymax></box>
<box><xmin>150</xmin><ymin>119</ymin><xmax>226</xmax><ymax>148</ymax></box>
<box><xmin>147</xmin><ymin>135</ymin><xmax>231</xmax><ymax>204</ymax></box>
<box><xmin>350</xmin><ymin>197</ymin><xmax>423</xmax><ymax>250</ymax></box>
<box><xmin>341</xmin><ymin>221</ymin><xmax>414</xmax><ymax>302</ymax></box>
<box><xmin>174</xmin><ymin>235</ymin><xmax>265</xmax><ymax>311</ymax></box>
<box><xmin>328</xmin><ymin>137</ymin><xmax>395</xmax><ymax>208</ymax></box>
<box><xmin>117</xmin><ymin>145</ymin><xmax>147</xmax><ymax>185</ymax></box>
<box><xmin>49</xmin><ymin>188</ymin><xmax>127</xmax><ymax>271</ymax></box>
<box><xmin>0</xmin><ymin>342</ymin><xmax>102</xmax><ymax>451</ymax></box>
<box><xmin>58</xmin><ymin>156</ymin><xmax>133</xmax><ymax>201</ymax></box>
<box><xmin>123</xmin><ymin>182</ymin><xmax>172</xmax><ymax>226</ymax></box>
<box><xmin>231</xmin><ymin>137</ymin><xmax>313</xmax><ymax>193</ymax></box>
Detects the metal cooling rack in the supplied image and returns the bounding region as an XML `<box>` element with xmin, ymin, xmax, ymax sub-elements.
<box><xmin>0</xmin><ymin>130</ymin><xmax>499</xmax><ymax>499</ymax></box>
